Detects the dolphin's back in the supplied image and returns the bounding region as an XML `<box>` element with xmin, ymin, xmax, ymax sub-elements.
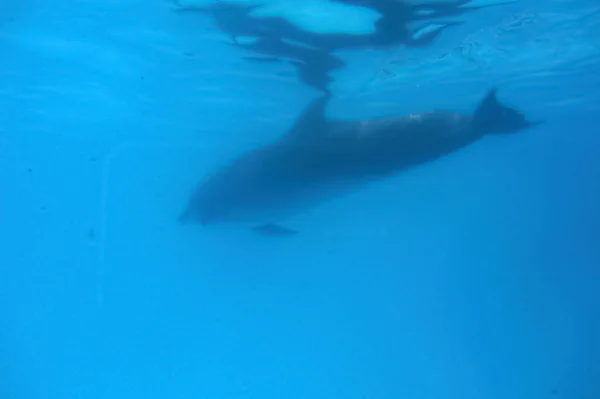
<box><xmin>306</xmin><ymin>110</ymin><xmax>475</xmax><ymax>178</ymax></box>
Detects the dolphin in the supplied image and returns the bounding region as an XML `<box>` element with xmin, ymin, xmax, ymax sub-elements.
<box><xmin>179</xmin><ymin>88</ymin><xmax>541</xmax><ymax>235</ymax></box>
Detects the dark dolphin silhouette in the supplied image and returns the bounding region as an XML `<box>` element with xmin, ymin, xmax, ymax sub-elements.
<box><xmin>179</xmin><ymin>89</ymin><xmax>541</xmax><ymax>235</ymax></box>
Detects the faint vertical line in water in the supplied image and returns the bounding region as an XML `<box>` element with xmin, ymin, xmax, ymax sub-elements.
<box><xmin>97</xmin><ymin>140</ymin><xmax>137</xmax><ymax>308</ymax></box>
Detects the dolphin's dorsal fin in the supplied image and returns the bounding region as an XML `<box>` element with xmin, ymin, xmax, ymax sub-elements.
<box><xmin>289</xmin><ymin>94</ymin><xmax>330</xmax><ymax>140</ymax></box>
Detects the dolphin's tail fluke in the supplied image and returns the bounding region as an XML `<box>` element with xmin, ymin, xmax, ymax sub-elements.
<box><xmin>472</xmin><ymin>88</ymin><xmax>543</xmax><ymax>135</ymax></box>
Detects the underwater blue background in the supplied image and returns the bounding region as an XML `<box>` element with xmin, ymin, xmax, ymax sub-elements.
<box><xmin>1</xmin><ymin>0</ymin><xmax>599</xmax><ymax>398</ymax></box>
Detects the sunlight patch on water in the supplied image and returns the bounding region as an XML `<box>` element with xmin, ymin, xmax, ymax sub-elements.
<box><xmin>248</xmin><ymin>1</ymin><xmax>380</xmax><ymax>35</ymax></box>
<box><xmin>411</xmin><ymin>22</ymin><xmax>456</xmax><ymax>41</ymax></box>
<box><xmin>174</xmin><ymin>0</ymin><xmax>381</xmax><ymax>35</ymax></box>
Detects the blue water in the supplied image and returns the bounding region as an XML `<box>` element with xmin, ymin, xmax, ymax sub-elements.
<box><xmin>1</xmin><ymin>0</ymin><xmax>599</xmax><ymax>398</ymax></box>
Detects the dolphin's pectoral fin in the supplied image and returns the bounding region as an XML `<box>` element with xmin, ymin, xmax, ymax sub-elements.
<box><xmin>251</xmin><ymin>223</ymin><xmax>298</xmax><ymax>237</ymax></box>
